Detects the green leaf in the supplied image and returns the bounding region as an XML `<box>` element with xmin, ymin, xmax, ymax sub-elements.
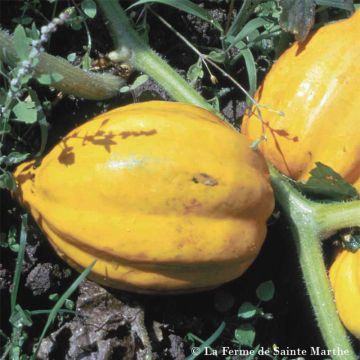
<box><xmin>238</xmin><ymin>302</ymin><xmax>257</xmax><ymax>319</ymax></box>
<box><xmin>131</xmin><ymin>74</ymin><xmax>149</xmax><ymax>89</ymax></box>
<box><xmin>81</xmin><ymin>52</ymin><xmax>92</xmax><ymax>70</ymax></box>
<box><xmin>256</xmin><ymin>280</ymin><xmax>275</xmax><ymax>302</ymax></box>
<box><xmin>9</xmin><ymin>305</ymin><xmax>33</xmax><ymax>328</ymax></box>
<box><xmin>37</xmin><ymin>72</ymin><xmax>64</xmax><ymax>85</ymax></box>
<box><xmin>12</xmin><ymin>101</ymin><xmax>37</xmax><ymax>124</ymax></box>
<box><xmin>10</xmin><ymin>215</ymin><xmax>28</xmax><ymax>314</ymax></box>
<box><xmin>228</xmin><ymin>17</ymin><xmax>272</xmax><ymax>50</ymax></box>
<box><xmin>49</xmin><ymin>293</ymin><xmax>59</xmax><ymax>301</ymax></box>
<box><xmin>65</xmin><ymin>299</ymin><xmax>74</xmax><ymax>310</ymax></box>
<box><xmin>129</xmin><ymin>0</ymin><xmax>223</xmax><ymax>32</ymax></box>
<box><xmin>187</xmin><ymin>58</ymin><xmax>204</xmax><ymax>84</ymax></box>
<box><xmin>81</xmin><ymin>0</ymin><xmax>97</xmax><ymax>18</ymax></box>
<box><xmin>120</xmin><ymin>75</ymin><xmax>149</xmax><ymax>93</ymax></box>
<box><xmin>297</xmin><ymin>162</ymin><xmax>359</xmax><ymax>200</ymax></box>
<box><xmin>207</xmin><ymin>50</ymin><xmax>226</xmax><ymax>63</ymax></box>
<box><xmin>67</xmin><ymin>52</ymin><xmax>77</xmax><ymax>62</ymax></box>
<box><xmin>279</xmin><ymin>0</ymin><xmax>316</xmax><ymax>41</ymax></box>
<box><xmin>28</xmin><ymin>22</ymin><xmax>40</xmax><ymax>40</ymax></box>
<box><xmin>185</xmin><ymin>322</ymin><xmax>225</xmax><ymax>360</ymax></box>
<box><xmin>12</xmin><ymin>17</ymin><xmax>33</xmax><ymax>26</ymax></box>
<box><xmin>227</xmin><ymin>0</ymin><xmax>266</xmax><ymax>37</ymax></box>
<box><xmin>119</xmin><ymin>85</ymin><xmax>131</xmax><ymax>93</ymax></box>
<box><xmin>7</xmin><ymin>226</ymin><xmax>18</xmax><ymax>252</ymax></box>
<box><xmin>4</xmin><ymin>152</ymin><xmax>30</xmax><ymax>166</ymax></box>
<box><xmin>13</xmin><ymin>25</ymin><xmax>30</xmax><ymax>61</ymax></box>
<box><xmin>315</xmin><ymin>0</ymin><xmax>354</xmax><ymax>11</ymax></box>
<box><xmin>234</xmin><ymin>40</ymin><xmax>257</xmax><ymax>98</ymax></box>
<box><xmin>234</xmin><ymin>323</ymin><xmax>256</xmax><ymax>347</ymax></box>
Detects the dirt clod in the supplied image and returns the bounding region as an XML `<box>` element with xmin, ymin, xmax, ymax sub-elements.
<box><xmin>37</xmin><ymin>281</ymin><xmax>152</xmax><ymax>360</ymax></box>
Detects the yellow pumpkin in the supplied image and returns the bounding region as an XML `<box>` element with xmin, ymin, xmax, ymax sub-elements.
<box><xmin>241</xmin><ymin>10</ymin><xmax>360</xmax><ymax>191</ymax></box>
<box><xmin>329</xmin><ymin>250</ymin><xmax>360</xmax><ymax>339</ymax></box>
<box><xmin>14</xmin><ymin>101</ymin><xmax>274</xmax><ymax>294</ymax></box>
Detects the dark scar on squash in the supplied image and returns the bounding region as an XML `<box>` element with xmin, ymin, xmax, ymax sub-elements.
<box><xmin>192</xmin><ymin>173</ymin><xmax>218</xmax><ymax>186</ymax></box>
<box><xmin>120</xmin><ymin>129</ymin><xmax>157</xmax><ymax>139</ymax></box>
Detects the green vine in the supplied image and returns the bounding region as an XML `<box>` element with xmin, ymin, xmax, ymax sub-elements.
<box><xmin>0</xmin><ymin>29</ymin><xmax>124</xmax><ymax>100</ymax></box>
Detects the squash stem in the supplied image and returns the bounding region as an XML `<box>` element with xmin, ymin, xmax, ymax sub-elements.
<box><xmin>95</xmin><ymin>0</ymin><xmax>216</xmax><ymax>113</ymax></box>
<box><xmin>313</xmin><ymin>200</ymin><xmax>360</xmax><ymax>238</ymax></box>
<box><xmin>269</xmin><ymin>165</ymin><xmax>357</xmax><ymax>360</ymax></box>
<box><xmin>0</xmin><ymin>29</ymin><xmax>124</xmax><ymax>100</ymax></box>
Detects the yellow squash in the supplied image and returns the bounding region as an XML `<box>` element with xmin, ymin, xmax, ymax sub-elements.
<box><xmin>14</xmin><ymin>101</ymin><xmax>274</xmax><ymax>294</ymax></box>
<box><xmin>242</xmin><ymin>10</ymin><xmax>360</xmax><ymax>191</ymax></box>
<box><xmin>329</xmin><ymin>250</ymin><xmax>360</xmax><ymax>339</ymax></box>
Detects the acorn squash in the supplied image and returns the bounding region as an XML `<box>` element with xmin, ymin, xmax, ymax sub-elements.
<box><xmin>241</xmin><ymin>10</ymin><xmax>360</xmax><ymax>191</ymax></box>
<box><xmin>329</xmin><ymin>250</ymin><xmax>360</xmax><ymax>339</ymax></box>
<box><xmin>14</xmin><ymin>101</ymin><xmax>274</xmax><ymax>294</ymax></box>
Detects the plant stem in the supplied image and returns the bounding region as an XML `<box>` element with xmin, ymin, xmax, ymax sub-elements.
<box><xmin>269</xmin><ymin>165</ymin><xmax>357</xmax><ymax>359</ymax></box>
<box><xmin>0</xmin><ymin>29</ymin><xmax>124</xmax><ymax>100</ymax></box>
<box><xmin>96</xmin><ymin>0</ymin><xmax>215</xmax><ymax>113</ymax></box>
<box><xmin>314</xmin><ymin>201</ymin><xmax>360</xmax><ymax>238</ymax></box>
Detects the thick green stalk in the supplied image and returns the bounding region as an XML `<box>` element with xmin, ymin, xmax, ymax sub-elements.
<box><xmin>0</xmin><ymin>29</ymin><xmax>124</xmax><ymax>100</ymax></box>
<box><xmin>269</xmin><ymin>165</ymin><xmax>357</xmax><ymax>360</ymax></box>
<box><xmin>95</xmin><ymin>0</ymin><xmax>215</xmax><ymax>113</ymax></box>
<box><xmin>314</xmin><ymin>200</ymin><xmax>360</xmax><ymax>238</ymax></box>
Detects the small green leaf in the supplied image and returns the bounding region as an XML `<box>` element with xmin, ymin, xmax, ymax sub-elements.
<box><xmin>81</xmin><ymin>52</ymin><xmax>92</xmax><ymax>70</ymax></box>
<box><xmin>187</xmin><ymin>59</ymin><xmax>204</xmax><ymax>84</ymax></box>
<box><xmin>4</xmin><ymin>152</ymin><xmax>30</xmax><ymax>166</ymax></box>
<box><xmin>119</xmin><ymin>86</ymin><xmax>131</xmax><ymax>93</ymax></box>
<box><xmin>207</xmin><ymin>50</ymin><xmax>226</xmax><ymax>63</ymax></box>
<box><xmin>67</xmin><ymin>52</ymin><xmax>77</xmax><ymax>62</ymax></box>
<box><xmin>13</xmin><ymin>25</ymin><xmax>30</xmax><ymax>60</ymax></box>
<box><xmin>49</xmin><ymin>293</ymin><xmax>59</xmax><ymax>301</ymax></box>
<box><xmin>28</xmin><ymin>22</ymin><xmax>40</xmax><ymax>40</ymax></box>
<box><xmin>65</xmin><ymin>299</ymin><xmax>74</xmax><ymax>310</ymax></box>
<box><xmin>130</xmin><ymin>74</ymin><xmax>149</xmax><ymax>90</ymax></box>
<box><xmin>238</xmin><ymin>302</ymin><xmax>258</xmax><ymax>319</ymax></box>
<box><xmin>228</xmin><ymin>17</ymin><xmax>272</xmax><ymax>49</ymax></box>
<box><xmin>9</xmin><ymin>305</ymin><xmax>33</xmax><ymax>328</ymax></box>
<box><xmin>256</xmin><ymin>280</ymin><xmax>275</xmax><ymax>302</ymax></box>
<box><xmin>297</xmin><ymin>162</ymin><xmax>359</xmax><ymax>200</ymax></box>
<box><xmin>37</xmin><ymin>72</ymin><xmax>64</xmax><ymax>85</ymax></box>
<box><xmin>208</xmin><ymin>96</ymin><xmax>220</xmax><ymax>112</ymax></box>
<box><xmin>129</xmin><ymin>0</ymin><xmax>223</xmax><ymax>32</ymax></box>
<box><xmin>81</xmin><ymin>0</ymin><xmax>97</xmax><ymax>18</ymax></box>
<box><xmin>12</xmin><ymin>101</ymin><xmax>37</xmax><ymax>124</ymax></box>
<box><xmin>12</xmin><ymin>17</ymin><xmax>33</xmax><ymax>26</ymax></box>
<box><xmin>234</xmin><ymin>323</ymin><xmax>256</xmax><ymax>347</ymax></box>
<box><xmin>233</xmin><ymin>40</ymin><xmax>257</xmax><ymax>98</ymax></box>
<box><xmin>0</xmin><ymin>172</ymin><xmax>17</xmax><ymax>191</ymax></box>
<box><xmin>8</xmin><ymin>227</ymin><xmax>18</xmax><ymax>252</ymax></box>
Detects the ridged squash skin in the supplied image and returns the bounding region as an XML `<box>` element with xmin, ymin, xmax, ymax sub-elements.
<box><xmin>329</xmin><ymin>250</ymin><xmax>360</xmax><ymax>339</ymax></box>
<box><xmin>14</xmin><ymin>101</ymin><xmax>274</xmax><ymax>294</ymax></box>
<box><xmin>241</xmin><ymin>10</ymin><xmax>360</xmax><ymax>191</ymax></box>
